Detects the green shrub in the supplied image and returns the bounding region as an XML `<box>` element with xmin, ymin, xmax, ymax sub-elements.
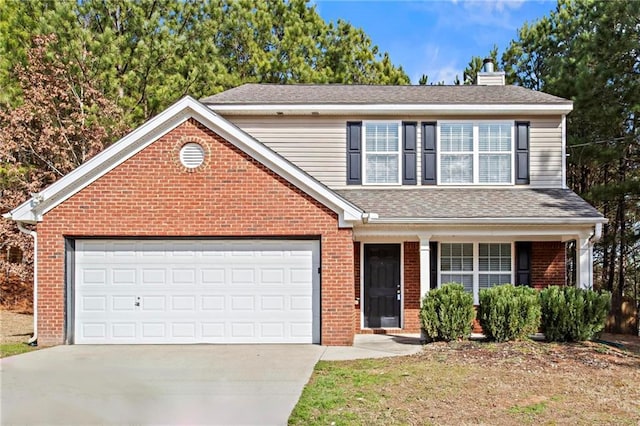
<box><xmin>478</xmin><ymin>284</ymin><xmax>541</xmax><ymax>342</ymax></box>
<box><xmin>540</xmin><ymin>286</ymin><xmax>611</xmax><ymax>342</ymax></box>
<box><xmin>420</xmin><ymin>283</ymin><xmax>475</xmax><ymax>342</ymax></box>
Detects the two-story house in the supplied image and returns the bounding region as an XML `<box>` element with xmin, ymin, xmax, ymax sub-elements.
<box><xmin>5</xmin><ymin>67</ymin><xmax>605</xmax><ymax>346</ymax></box>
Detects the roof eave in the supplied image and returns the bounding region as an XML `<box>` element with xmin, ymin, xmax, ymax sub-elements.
<box><xmin>205</xmin><ymin>103</ymin><xmax>573</xmax><ymax>116</ymax></box>
<box><xmin>6</xmin><ymin>96</ymin><xmax>363</xmax><ymax>227</ymax></box>
<box><xmin>366</xmin><ymin>216</ymin><xmax>607</xmax><ymax>225</ymax></box>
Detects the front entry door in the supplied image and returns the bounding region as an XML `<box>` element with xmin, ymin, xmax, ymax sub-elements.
<box><xmin>364</xmin><ymin>244</ymin><xmax>401</xmax><ymax>328</ymax></box>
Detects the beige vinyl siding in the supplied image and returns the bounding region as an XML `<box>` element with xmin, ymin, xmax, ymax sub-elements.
<box><xmin>528</xmin><ymin>118</ymin><xmax>563</xmax><ymax>188</ymax></box>
<box><xmin>229</xmin><ymin>116</ymin><xmax>347</xmax><ymax>187</ymax></box>
<box><xmin>226</xmin><ymin>115</ymin><xmax>564</xmax><ymax>189</ymax></box>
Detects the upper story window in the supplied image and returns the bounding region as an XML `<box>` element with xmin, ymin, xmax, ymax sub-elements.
<box><xmin>347</xmin><ymin>120</ymin><xmax>526</xmax><ymax>187</ymax></box>
<box><xmin>439</xmin><ymin>122</ymin><xmax>513</xmax><ymax>185</ymax></box>
<box><xmin>363</xmin><ymin>122</ymin><xmax>401</xmax><ymax>184</ymax></box>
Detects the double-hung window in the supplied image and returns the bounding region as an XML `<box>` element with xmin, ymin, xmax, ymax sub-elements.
<box><xmin>439</xmin><ymin>122</ymin><xmax>513</xmax><ymax>184</ymax></box>
<box><xmin>479</xmin><ymin>124</ymin><xmax>512</xmax><ymax>183</ymax></box>
<box><xmin>440</xmin><ymin>124</ymin><xmax>474</xmax><ymax>183</ymax></box>
<box><xmin>439</xmin><ymin>242</ymin><xmax>513</xmax><ymax>304</ymax></box>
<box><xmin>440</xmin><ymin>243</ymin><xmax>474</xmax><ymax>293</ymax></box>
<box><xmin>363</xmin><ymin>122</ymin><xmax>401</xmax><ymax>184</ymax></box>
<box><xmin>478</xmin><ymin>243</ymin><xmax>512</xmax><ymax>291</ymax></box>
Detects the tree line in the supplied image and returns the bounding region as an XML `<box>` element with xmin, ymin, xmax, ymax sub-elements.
<box><xmin>503</xmin><ymin>0</ymin><xmax>639</xmax><ymax>329</ymax></box>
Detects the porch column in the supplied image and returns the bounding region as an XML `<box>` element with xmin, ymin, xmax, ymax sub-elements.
<box><xmin>577</xmin><ymin>235</ymin><xmax>594</xmax><ymax>289</ymax></box>
<box><xmin>418</xmin><ymin>234</ymin><xmax>432</xmax><ymax>304</ymax></box>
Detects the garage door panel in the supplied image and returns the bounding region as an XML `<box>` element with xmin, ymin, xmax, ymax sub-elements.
<box><xmin>113</xmin><ymin>269</ymin><xmax>136</xmax><ymax>285</ymax></box>
<box><xmin>201</xmin><ymin>322</ymin><xmax>225</xmax><ymax>337</ymax></box>
<box><xmin>141</xmin><ymin>296</ymin><xmax>166</xmax><ymax>311</ymax></box>
<box><xmin>261</xmin><ymin>323</ymin><xmax>285</xmax><ymax>338</ymax></box>
<box><xmin>146</xmin><ymin>268</ymin><xmax>170</xmax><ymax>285</ymax></box>
<box><xmin>112</xmin><ymin>322</ymin><xmax>136</xmax><ymax>339</ymax></box>
<box><xmin>171</xmin><ymin>322</ymin><xmax>196</xmax><ymax>338</ymax></box>
<box><xmin>261</xmin><ymin>295</ymin><xmax>285</xmax><ymax>310</ymax></box>
<box><xmin>142</xmin><ymin>322</ymin><xmax>166</xmax><ymax>338</ymax></box>
<box><xmin>80</xmin><ymin>296</ymin><xmax>107</xmax><ymax>313</ymax></box>
<box><xmin>201</xmin><ymin>268</ymin><xmax>226</xmax><ymax>284</ymax></box>
<box><xmin>112</xmin><ymin>296</ymin><xmax>136</xmax><ymax>311</ymax></box>
<box><xmin>81</xmin><ymin>323</ymin><xmax>107</xmax><ymax>339</ymax></box>
<box><xmin>201</xmin><ymin>296</ymin><xmax>225</xmax><ymax>310</ymax></box>
<box><xmin>74</xmin><ymin>239</ymin><xmax>319</xmax><ymax>344</ymax></box>
<box><xmin>171</xmin><ymin>295</ymin><xmax>196</xmax><ymax>311</ymax></box>
<box><xmin>290</xmin><ymin>323</ymin><xmax>312</xmax><ymax>337</ymax></box>
<box><xmin>82</xmin><ymin>269</ymin><xmax>107</xmax><ymax>285</ymax></box>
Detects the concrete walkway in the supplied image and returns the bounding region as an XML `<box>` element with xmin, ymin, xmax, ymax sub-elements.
<box><xmin>321</xmin><ymin>333</ymin><xmax>423</xmax><ymax>361</ymax></box>
<box><xmin>0</xmin><ymin>335</ymin><xmax>421</xmax><ymax>425</ymax></box>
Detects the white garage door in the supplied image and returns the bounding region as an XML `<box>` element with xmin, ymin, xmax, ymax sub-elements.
<box><xmin>74</xmin><ymin>239</ymin><xmax>320</xmax><ymax>344</ymax></box>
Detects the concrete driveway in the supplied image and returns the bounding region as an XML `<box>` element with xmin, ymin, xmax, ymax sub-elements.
<box><xmin>0</xmin><ymin>345</ymin><xmax>324</xmax><ymax>425</ymax></box>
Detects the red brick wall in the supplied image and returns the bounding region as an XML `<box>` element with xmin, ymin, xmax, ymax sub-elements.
<box><xmin>37</xmin><ymin>119</ymin><xmax>354</xmax><ymax>346</ymax></box>
<box><xmin>531</xmin><ymin>241</ymin><xmax>566</xmax><ymax>289</ymax></box>
<box><xmin>403</xmin><ymin>242</ymin><xmax>421</xmax><ymax>332</ymax></box>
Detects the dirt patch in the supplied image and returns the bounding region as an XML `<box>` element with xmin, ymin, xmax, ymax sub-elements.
<box><xmin>292</xmin><ymin>339</ymin><xmax>640</xmax><ymax>425</ymax></box>
<box><xmin>1</xmin><ymin>310</ymin><xmax>33</xmax><ymax>343</ymax></box>
<box><xmin>599</xmin><ymin>332</ymin><xmax>640</xmax><ymax>355</ymax></box>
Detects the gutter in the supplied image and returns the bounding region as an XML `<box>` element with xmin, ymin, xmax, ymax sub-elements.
<box><xmin>16</xmin><ymin>222</ymin><xmax>37</xmax><ymax>346</ymax></box>
<box><xmin>364</xmin><ymin>216</ymin><xmax>609</xmax><ymax>225</ymax></box>
<box><xmin>591</xmin><ymin>222</ymin><xmax>603</xmax><ymax>243</ymax></box>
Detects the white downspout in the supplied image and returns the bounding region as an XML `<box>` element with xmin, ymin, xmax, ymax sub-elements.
<box><xmin>16</xmin><ymin>222</ymin><xmax>37</xmax><ymax>346</ymax></box>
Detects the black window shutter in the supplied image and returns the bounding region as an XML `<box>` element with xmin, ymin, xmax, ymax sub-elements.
<box><xmin>346</xmin><ymin>121</ymin><xmax>362</xmax><ymax>185</ymax></box>
<box><xmin>429</xmin><ymin>241</ymin><xmax>438</xmax><ymax>290</ymax></box>
<box><xmin>422</xmin><ymin>122</ymin><xmax>437</xmax><ymax>185</ymax></box>
<box><xmin>402</xmin><ymin>122</ymin><xmax>417</xmax><ymax>185</ymax></box>
<box><xmin>515</xmin><ymin>121</ymin><xmax>530</xmax><ymax>185</ymax></box>
<box><xmin>515</xmin><ymin>242</ymin><xmax>532</xmax><ymax>286</ymax></box>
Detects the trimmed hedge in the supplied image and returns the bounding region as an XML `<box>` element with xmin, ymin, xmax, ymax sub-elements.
<box><xmin>540</xmin><ymin>286</ymin><xmax>611</xmax><ymax>342</ymax></box>
<box><xmin>420</xmin><ymin>283</ymin><xmax>475</xmax><ymax>342</ymax></box>
<box><xmin>478</xmin><ymin>284</ymin><xmax>541</xmax><ymax>342</ymax></box>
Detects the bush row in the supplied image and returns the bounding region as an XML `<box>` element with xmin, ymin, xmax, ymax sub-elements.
<box><xmin>420</xmin><ymin>283</ymin><xmax>611</xmax><ymax>343</ymax></box>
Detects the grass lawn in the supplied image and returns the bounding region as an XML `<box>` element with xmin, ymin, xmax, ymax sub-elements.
<box><xmin>290</xmin><ymin>340</ymin><xmax>640</xmax><ymax>425</ymax></box>
<box><xmin>0</xmin><ymin>343</ymin><xmax>38</xmax><ymax>358</ymax></box>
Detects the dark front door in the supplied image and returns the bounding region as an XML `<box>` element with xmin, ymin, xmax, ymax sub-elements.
<box><xmin>364</xmin><ymin>244</ymin><xmax>401</xmax><ymax>328</ymax></box>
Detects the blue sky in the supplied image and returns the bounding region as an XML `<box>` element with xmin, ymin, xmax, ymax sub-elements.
<box><xmin>314</xmin><ymin>0</ymin><xmax>556</xmax><ymax>84</ymax></box>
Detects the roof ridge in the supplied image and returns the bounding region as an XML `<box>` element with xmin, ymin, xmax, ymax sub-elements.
<box><xmin>201</xmin><ymin>83</ymin><xmax>572</xmax><ymax>106</ymax></box>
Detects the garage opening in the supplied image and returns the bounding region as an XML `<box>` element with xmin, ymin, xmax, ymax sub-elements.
<box><xmin>70</xmin><ymin>239</ymin><xmax>320</xmax><ymax>344</ymax></box>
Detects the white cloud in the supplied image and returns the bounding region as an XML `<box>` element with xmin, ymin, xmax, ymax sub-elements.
<box><xmin>475</xmin><ymin>0</ymin><xmax>526</xmax><ymax>13</ymax></box>
<box><xmin>410</xmin><ymin>43</ymin><xmax>463</xmax><ymax>85</ymax></box>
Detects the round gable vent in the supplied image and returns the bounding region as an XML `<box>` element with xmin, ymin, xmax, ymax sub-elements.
<box><xmin>179</xmin><ymin>143</ymin><xmax>205</xmax><ymax>168</ymax></box>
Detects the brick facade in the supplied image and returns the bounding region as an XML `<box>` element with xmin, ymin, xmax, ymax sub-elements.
<box><xmin>403</xmin><ymin>242</ymin><xmax>421</xmax><ymax>332</ymax></box>
<box><xmin>36</xmin><ymin>119</ymin><xmax>354</xmax><ymax>346</ymax></box>
<box><xmin>531</xmin><ymin>241</ymin><xmax>566</xmax><ymax>289</ymax></box>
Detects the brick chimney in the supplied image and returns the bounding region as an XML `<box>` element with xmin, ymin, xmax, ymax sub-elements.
<box><xmin>477</xmin><ymin>58</ymin><xmax>505</xmax><ymax>86</ymax></box>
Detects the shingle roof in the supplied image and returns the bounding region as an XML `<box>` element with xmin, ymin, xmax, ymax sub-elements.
<box><xmin>334</xmin><ymin>188</ymin><xmax>603</xmax><ymax>221</ymax></box>
<box><xmin>201</xmin><ymin>84</ymin><xmax>571</xmax><ymax>105</ymax></box>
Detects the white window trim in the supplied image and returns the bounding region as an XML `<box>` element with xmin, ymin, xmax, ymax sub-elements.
<box><xmin>362</xmin><ymin>120</ymin><xmax>402</xmax><ymax>185</ymax></box>
<box><xmin>437</xmin><ymin>241</ymin><xmax>515</xmax><ymax>304</ymax></box>
<box><xmin>437</xmin><ymin>121</ymin><xmax>515</xmax><ymax>186</ymax></box>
